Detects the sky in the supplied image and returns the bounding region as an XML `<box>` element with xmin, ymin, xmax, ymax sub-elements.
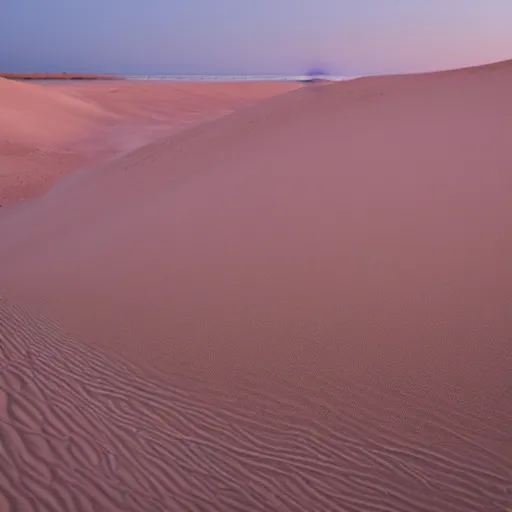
<box><xmin>1</xmin><ymin>0</ymin><xmax>512</xmax><ymax>76</ymax></box>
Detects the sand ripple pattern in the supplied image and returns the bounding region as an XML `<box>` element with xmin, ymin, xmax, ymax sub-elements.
<box><xmin>0</xmin><ymin>296</ymin><xmax>511</xmax><ymax>511</ymax></box>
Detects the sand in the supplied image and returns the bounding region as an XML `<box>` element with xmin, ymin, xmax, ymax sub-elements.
<box><xmin>0</xmin><ymin>78</ymin><xmax>297</xmax><ymax>205</ymax></box>
<box><xmin>0</xmin><ymin>61</ymin><xmax>511</xmax><ymax>511</ymax></box>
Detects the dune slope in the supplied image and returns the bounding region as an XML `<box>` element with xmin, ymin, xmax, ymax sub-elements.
<box><xmin>0</xmin><ymin>77</ymin><xmax>114</xmax><ymax>206</ymax></box>
<box><xmin>1</xmin><ymin>78</ymin><xmax>291</xmax><ymax>150</ymax></box>
<box><xmin>0</xmin><ymin>79</ymin><xmax>296</xmax><ymax>205</ymax></box>
<box><xmin>0</xmin><ymin>61</ymin><xmax>512</xmax><ymax>510</ymax></box>
<box><xmin>0</xmin><ymin>77</ymin><xmax>110</xmax><ymax>149</ymax></box>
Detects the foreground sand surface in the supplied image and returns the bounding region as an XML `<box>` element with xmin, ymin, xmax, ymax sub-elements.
<box><xmin>0</xmin><ymin>61</ymin><xmax>512</xmax><ymax>511</ymax></box>
<box><xmin>0</xmin><ymin>78</ymin><xmax>297</xmax><ymax>205</ymax></box>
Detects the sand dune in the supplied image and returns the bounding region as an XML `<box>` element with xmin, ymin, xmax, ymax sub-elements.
<box><xmin>0</xmin><ymin>79</ymin><xmax>296</xmax><ymax>205</ymax></box>
<box><xmin>0</xmin><ymin>61</ymin><xmax>512</xmax><ymax>510</ymax></box>
<box><xmin>0</xmin><ymin>77</ymin><xmax>111</xmax><ymax>148</ymax></box>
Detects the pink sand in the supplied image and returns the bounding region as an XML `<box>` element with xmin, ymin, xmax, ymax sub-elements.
<box><xmin>0</xmin><ymin>61</ymin><xmax>511</xmax><ymax>511</ymax></box>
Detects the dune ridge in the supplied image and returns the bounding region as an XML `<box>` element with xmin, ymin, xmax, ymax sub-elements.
<box><xmin>1</xmin><ymin>60</ymin><xmax>512</xmax><ymax>510</ymax></box>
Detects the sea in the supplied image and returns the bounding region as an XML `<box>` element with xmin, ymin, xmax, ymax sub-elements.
<box><xmin>23</xmin><ymin>74</ymin><xmax>361</xmax><ymax>86</ymax></box>
<box><xmin>123</xmin><ymin>74</ymin><xmax>359</xmax><ymax>82</ymax></box>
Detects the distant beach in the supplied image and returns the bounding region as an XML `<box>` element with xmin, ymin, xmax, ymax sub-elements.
<box><xmin>0</xmin><ymin>72</ymin><xmax>120</xmax><ymax>81</ymax></box>
<box><xmin>123</xmin><ymin>73</ymin><xmax>359</xmax><ymax>81</ymax></box>
<box><xmin>1</xmin><ymin>72</ymin><xmax>361</xmax><ymax>86</ymax></box>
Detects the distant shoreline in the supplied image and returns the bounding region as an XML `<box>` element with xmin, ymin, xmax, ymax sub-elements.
<box><xmin>0</xmin><ymin>73</ymin><xmax>122</xmax><ymax>81</ymax></box>
<box><xmin>0</xmin><ymin>72</ymin><xmax>359</xmax><ymax>83</ymax></box>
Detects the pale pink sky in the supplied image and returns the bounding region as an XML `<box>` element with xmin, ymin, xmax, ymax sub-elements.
<box><xmin>1</xmin><ymin>0</ymin><xmax>511</xmax><ymax>75</ymax></box>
